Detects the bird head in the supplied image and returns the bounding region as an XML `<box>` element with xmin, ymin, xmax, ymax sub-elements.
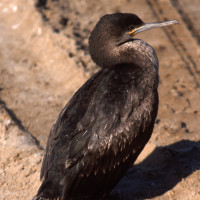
<box><xmin>89</xmin><ymin>13</ymin><xmax>178</xmax><ymax>68</ymax></box>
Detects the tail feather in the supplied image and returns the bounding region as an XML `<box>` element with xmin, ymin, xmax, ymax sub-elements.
<box><xmin>33</xmin><ymin>180</ymin><xmax>62</xmax><ymax>200</ymax></box>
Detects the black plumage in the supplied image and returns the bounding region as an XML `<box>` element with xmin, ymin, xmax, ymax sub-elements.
<box><xmin>33</xmin><ymin>13</ymin><xmax>178</xmax><ymax>200</ymax></box>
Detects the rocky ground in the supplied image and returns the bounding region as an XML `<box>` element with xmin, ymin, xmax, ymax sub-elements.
<box><xmin>0</xmin><ymin>0</ymin><xmax>200</xmax><ymax>199</ymax></box>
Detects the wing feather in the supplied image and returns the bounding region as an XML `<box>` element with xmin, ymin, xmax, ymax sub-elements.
<box><xmin>40</xmin><ymin>65</ymin><xmax>158</xmax><ymax>198</ymax></box>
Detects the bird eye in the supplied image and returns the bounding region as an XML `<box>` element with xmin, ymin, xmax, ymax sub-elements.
<box><xmin>129</xmin><ymin>25</ymin><xmax>135</xmax><ymax>30</ymax></box>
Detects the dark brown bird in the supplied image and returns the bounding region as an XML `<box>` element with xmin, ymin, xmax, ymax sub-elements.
<box><xmin>33</xmin><ymin>13</ymin><xmax>178</xmax><ymax>200</ymax></box>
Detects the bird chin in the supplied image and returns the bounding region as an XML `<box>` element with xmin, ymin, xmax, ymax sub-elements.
<box><xmin>117</xmin><ymin>38</ymin><xmax>136</xmax><ymax>47</ymax></box>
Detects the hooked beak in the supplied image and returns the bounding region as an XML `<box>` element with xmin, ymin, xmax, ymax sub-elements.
<box><xmin>129</xmin><ymin>20</ymin><xmax>178</xmax><ymax>36</ymax></box>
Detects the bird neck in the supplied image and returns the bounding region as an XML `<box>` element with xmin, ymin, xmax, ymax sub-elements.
<box><xmin>90</xmin><ymin>38</ymin><xmax>158</xmax><ymax>70</ymax></box>
<box><xmin>119</xmin><ymin>39</ymin><xmax>158</xmax><ymax>68</ymax></box>
<box><xmin>109</xmin><ymin>39</ymin><xmax>159</xmax><ymax>88</ymax></box>
<box><xmin>89</xmin><ymin>38</ymin><xmax>159</xmax><ymax>87</ymax></box>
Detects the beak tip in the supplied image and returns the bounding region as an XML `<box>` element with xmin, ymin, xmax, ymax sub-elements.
<box><xmin>173</xmin><ymin>20</ymin><xmax>179</xmax><ymax>24</ymax></box>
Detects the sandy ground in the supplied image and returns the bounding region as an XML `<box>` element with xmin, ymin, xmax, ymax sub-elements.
<box><xmin>0</xmin><ymin>0</ymin><xmax>200</xmax><ymax>199</ymax></box>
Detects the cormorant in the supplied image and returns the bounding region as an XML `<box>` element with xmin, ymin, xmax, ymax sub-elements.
<box><xmin>33</xmin><ymin>13</ymin><xmax>178</xmax><ymax>200</ymax></box>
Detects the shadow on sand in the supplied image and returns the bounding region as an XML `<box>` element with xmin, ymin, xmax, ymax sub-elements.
<box><xmin>110</xmin><ymin>140</ymin><xmax>200</xmax><ymax>200</ymax></box>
